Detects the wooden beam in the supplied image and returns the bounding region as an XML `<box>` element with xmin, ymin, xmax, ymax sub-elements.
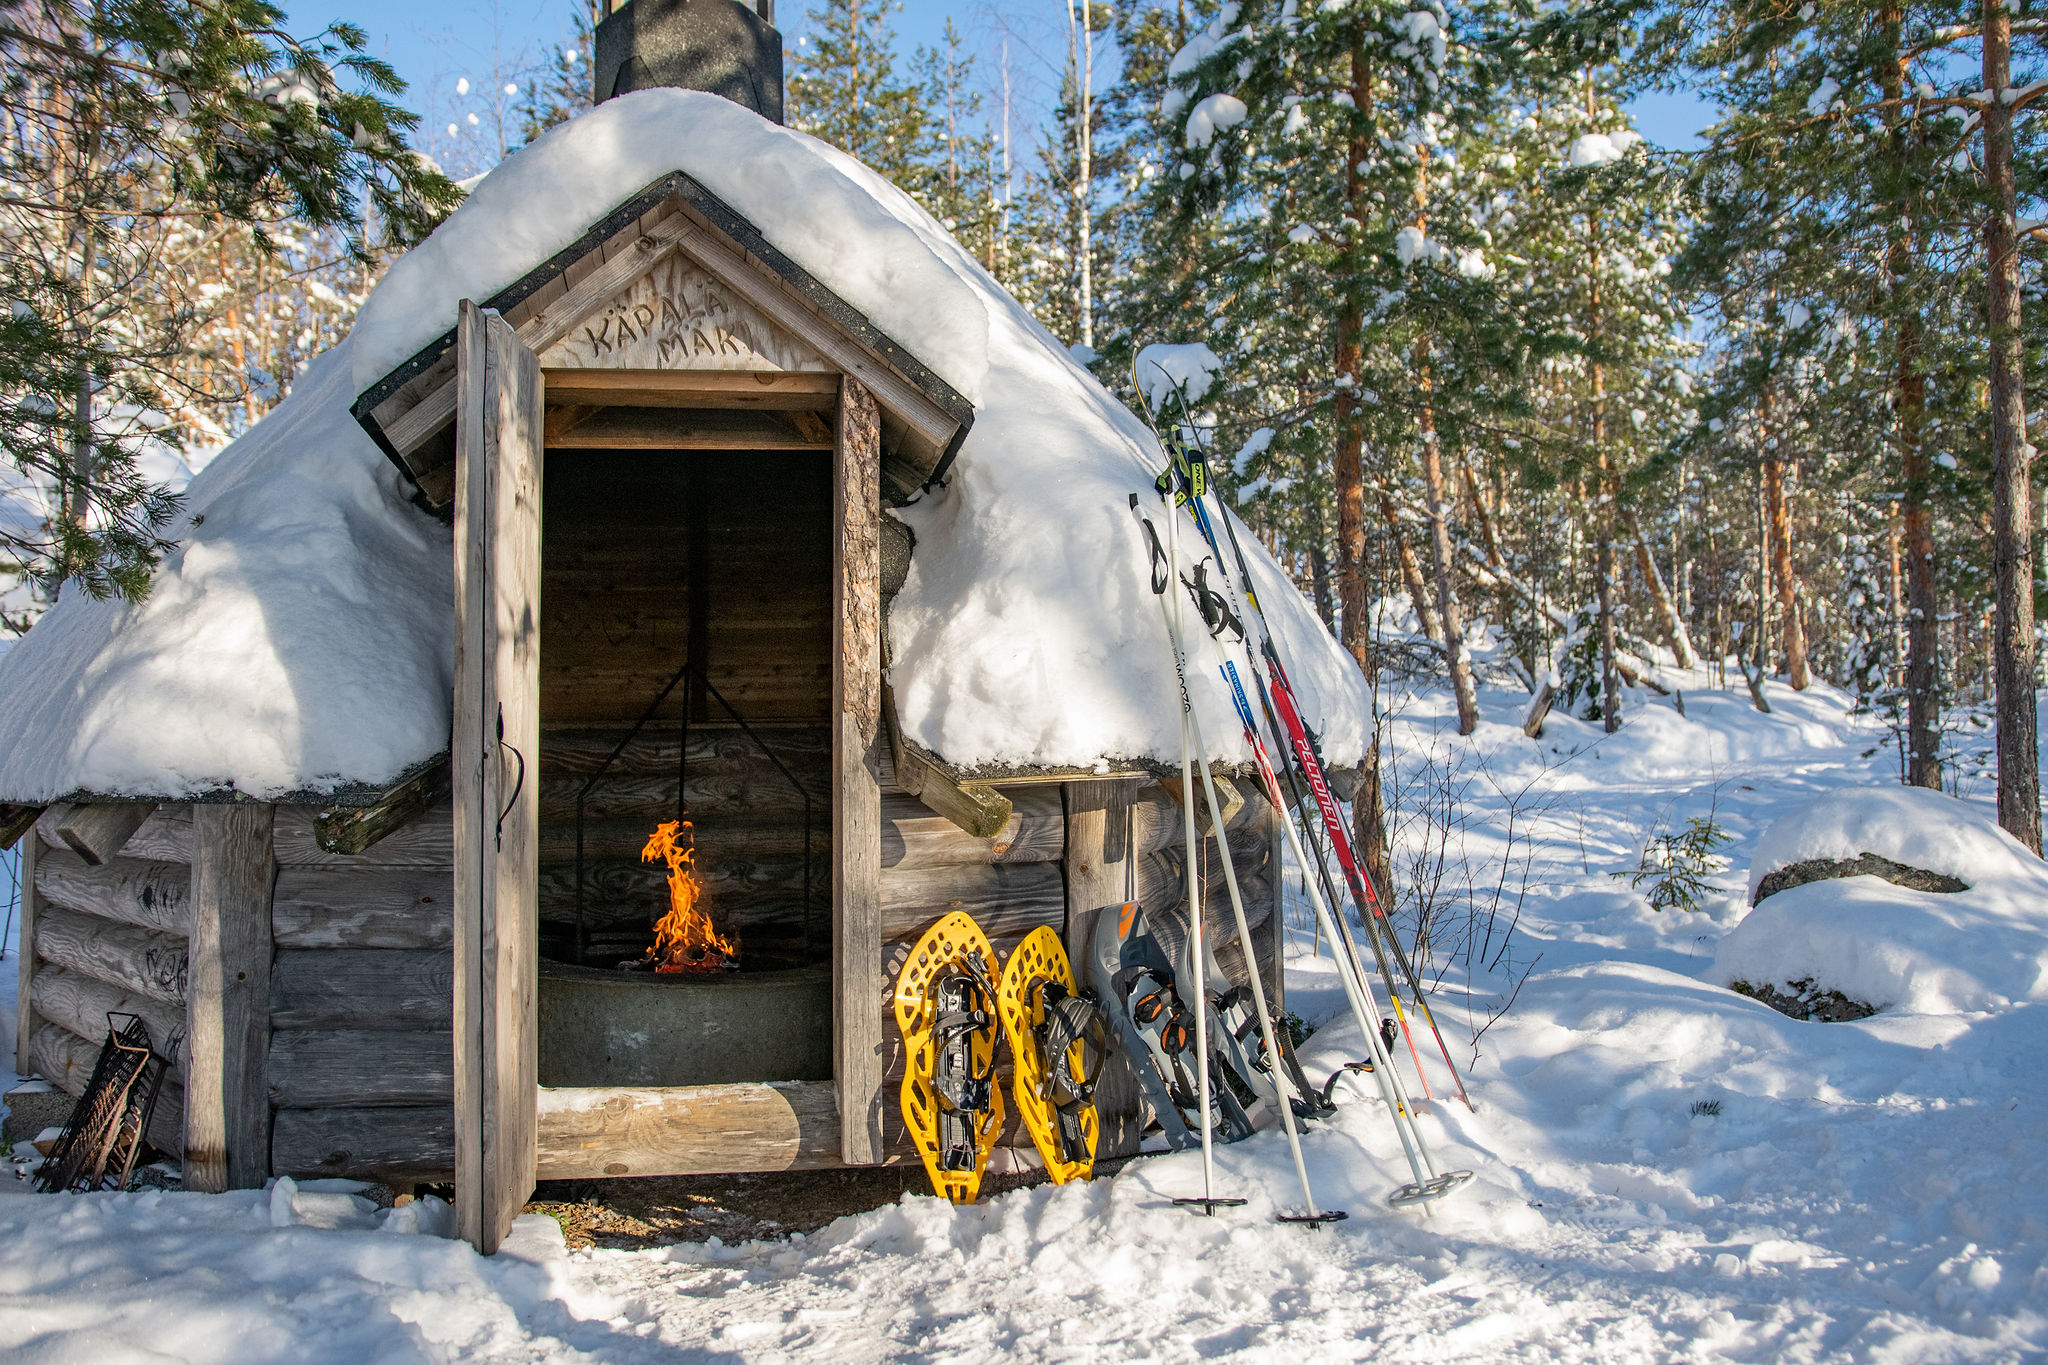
<box><xmin>834</xmin><ymin>374</ymin><xmax>885</xmax><ymax>1167</ymax></box>
<box><xmin>543</xmin><ymin>403</ymin><xmax>598</xmax><ymax>444</ymax></box>
<box><xmin>0</xmin><ymin>803</ymin><xmax>42</xmax><ymax>851</ymax></box>
<box><xmin>884</xmin><ymin>691</ymin><xmax>1014</xmax><ymax>839</ymax></box>
<box><xmin>1159</xmin><ymin>772</ymin><xmax>1246</xmax><ymax>830</ymax></box>
<box><xmin>30</xmin><ymin>905</ymin><xmax>186</xmax><ymax>1005</ymax></box>
<box><xmin>15</xmin><ymin>832</ymin><xmax>36</xmax><ymax>1075</ymax></box>
<box><xmin>544</xmin><ymin>406</ymin><xmax>833</xmax><ymax>450</ymax></box>
<box><xmin>313</xmin><ymin>759</ymin><xmax>449</xmax><ymax>857</ymax></box>
<box><xmin>540</xmin><ymin>368</ymin><xmax>840</xmax><ymax>409</ymax></box>
<box><xmin>536</xmin><ymin>1081</ymin><xmax>845</xmax><ymax>1179</ymax></box>
<box><xmin>185</xmin><ymin>802</ymin><xmax>277</xmax><ymax>1193</ymax></box>
<box><xmin>50</xmin><ymin>802</ymin><xmax>157</xmax><ymax>867</ymax></box>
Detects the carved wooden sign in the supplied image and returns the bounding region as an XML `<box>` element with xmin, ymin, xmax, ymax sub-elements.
<box><xmin>538</xmin><ymin>252</ymin><xmax>829</xmax><ymax>373</ymax></box>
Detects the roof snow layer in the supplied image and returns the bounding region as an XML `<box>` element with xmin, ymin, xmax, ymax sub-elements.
<box><xmin>0</xmin><ymin>90</ymin><xmax>1370</xmax><ymax>801</ymax></box>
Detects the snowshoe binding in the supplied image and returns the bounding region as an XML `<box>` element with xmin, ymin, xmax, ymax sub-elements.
<box><xmin>996</xmin><ymin>926</ymin><xmax>1107</xmax><ymax>1184</ymax></box>
<box><xmin>1089</xmin><ymin>900</ymin><xmax>1256</xmax><ymax>1145</ymax></box>
<box><xmin>894</xmin><ymin>911</ymin><xmax>1006</xmax><ymax>1203</ymax></box>
<box><xmin>1145</xmin><ymin>902</ymin><xmax>1332</xmax><ymax>1128</ymax></box>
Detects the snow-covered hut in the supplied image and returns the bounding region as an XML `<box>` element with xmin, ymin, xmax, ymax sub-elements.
<box><xmin>0</xmin><ymin>0</ymin><xmax>1371</xmax><ymax>1252</ymax></box>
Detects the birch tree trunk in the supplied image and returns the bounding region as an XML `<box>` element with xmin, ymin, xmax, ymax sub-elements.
<box><xmin>1596</xmin><ymin>537</ymin><xmax>1620</xmax><ymax>733</ymax></box>
<box><xmin>1981</xmin><ymin>0</ymin><xmax>2041</xmax><ymax>852</ymax></box>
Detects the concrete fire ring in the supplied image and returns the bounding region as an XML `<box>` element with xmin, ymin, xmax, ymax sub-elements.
<box><xmin>537</xmin><ymin>959</ymin><xmax>833</xmax><ymax>1088</ymax></box>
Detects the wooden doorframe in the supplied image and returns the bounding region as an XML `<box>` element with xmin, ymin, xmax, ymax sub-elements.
<box><xmin>832</xmin><ymin>374</ymin><xmax>884</xmax><ymax>1165</ymax></box>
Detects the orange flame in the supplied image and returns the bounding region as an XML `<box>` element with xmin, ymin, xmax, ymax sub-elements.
<box><xmin>641</xmin><ymin>819</ymin><xmax>739</xmax><ymax>975</ymax></box>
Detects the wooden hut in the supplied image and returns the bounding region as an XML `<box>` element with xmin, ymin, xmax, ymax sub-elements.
<box><xmin>0</xmin><ymin>1</ymin><xmax>1371</xmax><ymax>1254</ymax></box>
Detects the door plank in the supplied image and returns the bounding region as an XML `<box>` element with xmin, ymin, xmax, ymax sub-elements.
<box><xmin>453</xmin><ymin>301</ymin><xmax>544</xmax><ymax>1254</ymax></box>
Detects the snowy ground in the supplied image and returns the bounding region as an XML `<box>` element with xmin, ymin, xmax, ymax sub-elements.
<box><xmin>3</xmin><ymin>675</ymin><xmax>2046</xmax><ymax>1363</ymax></box>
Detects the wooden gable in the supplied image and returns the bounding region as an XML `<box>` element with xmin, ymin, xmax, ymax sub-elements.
<box><xmin>351</xmin><ymin>172</ymin><xmax>972</xmax><ymax>509</ymax></box>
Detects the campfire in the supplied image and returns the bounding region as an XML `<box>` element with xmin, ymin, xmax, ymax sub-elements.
<box><xmin>640</xmin><ymin>819</ymin><xmax>740</xmax><ymax>974</ymax></box>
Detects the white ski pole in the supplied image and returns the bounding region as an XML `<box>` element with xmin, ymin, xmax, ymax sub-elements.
<box><xmin>1160</xmin><ymin>494</ymin><xmax>1343</xmax><ymax>1229</ymax></box>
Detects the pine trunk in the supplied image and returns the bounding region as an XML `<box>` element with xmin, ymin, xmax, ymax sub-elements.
<box><xmin>1981</xmin><ymin>0</ymin><xmax>2041</xmax><ymax>852</ymax></box>
<box><xmin>1880</xmin><ymin>0</ymin><xmax>1944</xmax><ymax>789</ymax></box>
<box><xmin>1418</xmin><ymin>367</ymin><xmax>1478</xmax><ymax>735</ymax></box>
<box><xmin>1596</xmin><ymin>537</ymin><xmax>1620</xmax><ymax>733</ymax></box>
<box><xmin>1379</xmin><ymin>493</ymin><xmax>1444</xmax><ymax>644</ymax></box>
<box><xmin>1762</xmin><ymin>449</ymin><xmax>1810</xmax><ymax>690</ymax></box>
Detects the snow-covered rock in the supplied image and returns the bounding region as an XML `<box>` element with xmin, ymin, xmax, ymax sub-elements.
<box><xmin>1717</xmin><ymin>787</ymin><xmax>2048</xmax><ymax>1015</ymax></box>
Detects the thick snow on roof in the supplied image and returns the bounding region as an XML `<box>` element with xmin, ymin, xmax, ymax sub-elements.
<box><xmin>0</xmin><ymin>345</ymin><xmax>452</xmax><ymax>800</ymax></box>
<box><xmin>0</xmin><ymin>90</ymin><xmax>1368</xmax><ymax>800</ymax></box>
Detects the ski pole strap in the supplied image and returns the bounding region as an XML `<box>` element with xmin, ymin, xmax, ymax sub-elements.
<box><xmin>1129</xmin><ymin>494</ymin><xmax>1170</xmax><ymax>594</ymax></box>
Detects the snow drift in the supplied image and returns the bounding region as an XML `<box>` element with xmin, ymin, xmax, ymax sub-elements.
<box><xmin>0</xmin><ymin>90</ymin><xmax>1371</xmax><ymax>799</ymax></box>
<box><xmin>1716</xmin><ymin>786</ymin><xmax>2048</xmax><ymax>1014</ymax></box>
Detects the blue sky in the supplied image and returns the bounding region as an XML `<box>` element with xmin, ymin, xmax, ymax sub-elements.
<box><xmin>290</xmin><ymin>0</ymin><xmax>1715</xmax><ymax>157</ymax></box>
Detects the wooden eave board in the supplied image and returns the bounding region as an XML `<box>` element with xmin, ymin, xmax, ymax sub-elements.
<box><xmin>350</xmin><ymin>174</ymin><xmax>973</xmax><ymax>506</ymax></box>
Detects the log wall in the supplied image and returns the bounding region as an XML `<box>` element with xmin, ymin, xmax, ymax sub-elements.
<box><xmin>27</xmin><ymin>769</ymin><xmax>1283</xmax><ymax>1184</ymax></box>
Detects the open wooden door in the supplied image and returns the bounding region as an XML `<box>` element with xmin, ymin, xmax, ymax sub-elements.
<box><xmin>453</xmin><ymin>300</ymin><xmax>543</xmax><ymax>1254</ymax></box>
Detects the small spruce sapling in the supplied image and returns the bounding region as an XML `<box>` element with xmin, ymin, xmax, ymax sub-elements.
<box><xmin>1616</xmin><ymin>814</ymin><xmax>1732</xmax><ymax>912</ymax></box>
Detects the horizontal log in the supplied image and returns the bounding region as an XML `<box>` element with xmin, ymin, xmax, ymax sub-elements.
<box><xmin>272</xmin><ymin>805</ymin><xmax>453</xmax><ymax>869</ymax></box>
<box><xmin>539</xmin><ymin>727</ymin><xmax>830</xmax><ymax>779</ymax></box>
<box><xmin>26</xmin><ymin>1023</ymin><xmax>184</xmax><ymax>1155</ymax></box>
<box><xmin>48</xmin><ymin>802</ymin><xmax>158</xmax><ymax>867</ymax></box>
<box><xmin>31</xmin><ymin>905</ymin><xmax>186</xmax><ymax>1005</ymax></box>
<box><xmin>879</xmin><ymin>788</ymin><xmax>1063</xmax><ymax>871</ymax></box>
<box><xmin>535</xmin><ymin>1081</ymin><xmax>847</xmax><ymax>1179</ymax></box>
<box><xmin>35</xmin><ymin>851</ymin><xmax>190</xmax><ymax>935</ymax></box>
<box><xmin>879</xmin><ymin>861</ymin><xmax>1067</xmax><ymax>942</ymax></box>
<box><xmin>271</xmin><ymin>1106</ymin><xmax>455</xmax><ymax>1182</ymax></box>
<box><xmin>271</xmin><ymin>868</ymin><xmax>453</xmax><ymax>949</ymax></box>
<box><xmin>31</xmin><ymin>966</ymin><xmax>185</xmax><ymax>1074</ymax></box>
<box><xmin>267</xmin><ymin>1030</ymin><xmax>453</xmax><ymax>1108</ymax></box>
<box><xmin>538</xmin><ymin>775</ymin><xmax>822</xmax><ymax>825</ymax></box>
<box><xmin>122</xmin><ymin>806</ymin><xmax>193</xmax><ymax>863</ymax></box>
<box><xmin>270</xmin><ymin>950</ymin><xmax>453</xmax><ymax>1030</ymax></box>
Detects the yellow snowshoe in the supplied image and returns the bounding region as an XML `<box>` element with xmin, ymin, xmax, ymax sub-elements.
<box><xmin>996</xmin><ymin>925</ymin><xmax>1107</xmax><ymax>1184</ymax></box>
<box><xmin>894</xmin><ymin>911</ymin><xmax>1005</xmax><ymax>1203</ymax></box>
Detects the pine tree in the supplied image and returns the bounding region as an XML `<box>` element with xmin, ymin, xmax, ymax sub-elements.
<box><xmin>787</xmin><ymin>0</ymin><xmax>932</xmax><ymax>192</ymax></box>
<box><xmin>0</xmin><ymin>0</ymin><xmax>458</xmax><ymax>606</ymax></box>
<box><xmin>518</xmin><ymin>2</ymin><xmax>597</xmax><ymax>143</ymax></box>
<box><xmin>911</xmin><ymin>21</ymin><xmax>1001</xmax><ymax>271</ymax></box>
